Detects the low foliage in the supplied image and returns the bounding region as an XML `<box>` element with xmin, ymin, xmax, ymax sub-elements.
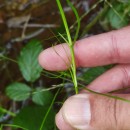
<box><xmin>1</xmin><ymin>0</ymin><xmax>130</xmax><ymax>130</ymax></box>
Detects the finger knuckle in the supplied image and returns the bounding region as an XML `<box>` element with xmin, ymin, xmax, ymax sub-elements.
<box><xmin>118</xmin><ymin>65</ymin><xmax>130</xmax><ymax>87</ymax></box>
<box><xmin>91</xmin><ymin>95</ymin><xmax>121</xmax><ymax>130</ymax></box>
<box><xmin>109</xmin><ymin>33</ymin><xmax>121</xmax><ymax>63</ymax></box>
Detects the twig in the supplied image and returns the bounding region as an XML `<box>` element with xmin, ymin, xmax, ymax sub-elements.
<box><xmin>21</xmin><ymin>15</ymin><xmax>31</xmax><ymax>39</ymax></box>
<box><xmin>17</xmin><ymin>24</ymin><xmax>59</xmax><ymax>28</ymax></box>
<box><xmin>11</xmin><ymin>28</ymin><xmax>45</xmax><ymax>42</ymax></box>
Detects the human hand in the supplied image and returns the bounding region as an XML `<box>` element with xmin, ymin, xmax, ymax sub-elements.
<box><xmin>39</xmin><ymin>26</ymin><xmax>130</xmax><ymax>130</ymax></box>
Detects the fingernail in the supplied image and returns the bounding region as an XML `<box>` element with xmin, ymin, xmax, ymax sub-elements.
<box><xmin>63</xmin><ymin>94</ymin><xmax>91</xmax><ymax>130</ymax></box>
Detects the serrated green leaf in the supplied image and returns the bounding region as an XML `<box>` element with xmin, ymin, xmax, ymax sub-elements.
<box><xmin>6</xmin><ymin>82</ymin><xmax>31</xmax><ymax>101</ymax></box>
<box><xmin>13</xmin><ymin>105</ymin><xmax>55</xmax><ymax>130</ymax></box>
<box><xmin>82</xmin><ymin>67</ymin><xmax>106</xmax><ymax>84</ymax></box>
<box><xmin>101</xmin><ymin>2</ymin><xmax>130</xmax><ymax>30</ymax></box>
<box><xmin>32</xmin><ymin>88</ymin><xmax>53</xmax><ymax>106</ymax></box>
<box><xmin>18</xmin><ymin>39</ymin><xmax>43</xmax><ymax>82</ymax></box>
<box><xmin>107</xmin><ymin>4</ymin><xmax>128</xmax><ymax>29</ymax></box>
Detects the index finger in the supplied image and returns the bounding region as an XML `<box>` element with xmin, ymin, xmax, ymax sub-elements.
<box><xmin>39</xmin><ymin>26</ymin><xmax>130</xmax><ymax>71</ymax></box>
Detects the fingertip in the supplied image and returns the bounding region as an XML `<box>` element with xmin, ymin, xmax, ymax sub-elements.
<box><xmin>38</xmin><ymin>48</ymin><xmax>53</xmax><ymax>71</ymax></box>
<box><xmin>63</xmin><ymin>94</ymin><xmax>91</xmax><ymax>130</ymax></box>
<box><xmin>38</xmin><ymin>47</ymin><xmax>61</xmax><ymax>71</ymax></box>
<box><xmin>38</xmin><ymin>44</ymin><xmax>70</xmax><ymax>71</ymax></box>
<box><xmin>38</xmin><ymin>50</ymin><xmax>49</xmax><ymax>70</ymax></box>
<box><xmin>55</xmin><ymin>109</ymin><xmax>74</xmax><ymax>130</ymax></box>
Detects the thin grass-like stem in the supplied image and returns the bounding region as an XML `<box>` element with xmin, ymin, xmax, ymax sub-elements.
<box><xmin>0</xmin><ymin>107</ymin><xmax>16</xmax><ymax>117</ymax></box>
<box><xmin>70</xmin><ymin>46</ymin><xmax>78</xmax><ymax>94</ymax></box>
<box><xmin>56</xmin><ymin>0</ymin><xmax>72</xmax><ymax>46</ymax></box>
<box><xmin>56</xmin><ymin>0</ymin><xmax>78</xmax><ymax>94</ymax></box>
<box><xmin>39</xmin><ymin>88</ymin><xmax>61</xmax><ymax>130</ymax></box>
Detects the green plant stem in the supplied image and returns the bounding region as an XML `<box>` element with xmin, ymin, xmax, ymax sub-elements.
<box><xmin>0</xmin><ymin>107</ymin><xmax>16</xmax><ymax>117</ymax></box>
<box><xmin>1</xmin><ymin>124</ymin><xmax>28</xmax><ymax>130</ymax></box>
<box><xmin>70</xmin><ymin>46</ymin><xmax>78</xmax><ymax>94</ymax></box>
<box><xmin>66</xmin><ymin>0</ymin><xmax>80</xmax><ymax>43</ymax></box>
<box><xmin>39</xmin><ymin>88</ymin><xmax>61</xmax><ymax>130</ymax></box>
<box><xmin>0</xmin><ymin>55</ymin><xmax>17</xmax><ymax>63</ymax></box>
<box><xmin>56</xmin><ymin>0</ymin><xmax>78</xmax><ymax>94</ymax></box>
<box><xmin>56</xmin><ymin>0</ymin><xmax>72</xmax><ymax>46</ymax></box>
<box><xmin>84</xmin><ymin>87</ymin><xmax>130</xmax><ymax>103</ymax></box>
<box><xmin>81</xmin><ymin>4</ymin><xmax>108</xmax><ymax>37</ymax></box>
<box><xmin>42</xmin><ymin>69</ymin><xmax>130</xmax><ymax>103</ymax></box>
<box><xmin>0</xmin><ymin>124</ymin><xmax>3</xmax><ymax>130</ymax></box>
<box><xmin>70</xmin><ymin>0</ymin><xmax>104</xmax><ymax>30</ymax></box>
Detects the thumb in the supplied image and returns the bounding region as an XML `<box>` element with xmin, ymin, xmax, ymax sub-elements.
<box><xmin>56</xmin><ymin>94</ymin><xmax>130</xmax><ymax>130</ymax></box>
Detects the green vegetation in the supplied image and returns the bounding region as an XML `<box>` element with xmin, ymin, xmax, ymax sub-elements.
<box><xmin>0</xmin><ymin>0</ymin><xmax>130</xmax><ymax>129</ymax></box>
<box><xmin>56</xmin><ymin>0</ymin><xmax>80</xmax><ymax>94</ymax></box>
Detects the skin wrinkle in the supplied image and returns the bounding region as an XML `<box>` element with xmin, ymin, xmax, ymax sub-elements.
<box><xmin>74</xmin><ymin>30</ymin><xmax>123</xmax><ymax>68</ymax></box>
<box><xmin>89</xmin><ymin>95</ymin><xmax>96</xmax><ymax>129</ymax></box>
<box><xmin>105</xmin><ymin>97</ymin><xmax>115</xmax><ymax>130</ymax></box>
<box><xmin>109</xmin><ymin>33</ymin><xmax>121</xmax><ymax>63</ymax></box>
<box><xmin>90</xmin><ymin>95</ymin><xmax>118</xmax><ymax>130</ymax></box>
<box><xmin>119</xmin><ymin>65</ymin><xmax>130</xmax><ymax>89</ymax></box>
<box><xmin>114</xmin><ymin>99</ymin><xmax>118</xmax><ymax>130</ymax></box>
<box><xmin>114</xmin><ymin>95</ymin><xmax>130</xmax><ymax>130</ymax></box>
<box><xmin>117</xmin><ymin>100</ymin><xmax>124</xmax><ymax>130</ymax></box>
<box><xmin>89</xmin><ymin>95</ymin><xmax>105</xmax><ymax>130</ymax></box>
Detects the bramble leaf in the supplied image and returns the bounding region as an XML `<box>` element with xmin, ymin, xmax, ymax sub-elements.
<box><xmin>18</xmin><ymin>39</ymin><xmax>43</xmax><ymax>82</ymax></box>
<box><xmin>6</xmin><ymin>82</ymin><xmax>31</xmax><ymax>101</ymax></box>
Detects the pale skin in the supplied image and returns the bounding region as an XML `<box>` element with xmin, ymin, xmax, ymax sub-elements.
<box><xmin>39</xmin><ymin>26</ymin><xmax>130</xmax><ymax>130</ymax></box>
